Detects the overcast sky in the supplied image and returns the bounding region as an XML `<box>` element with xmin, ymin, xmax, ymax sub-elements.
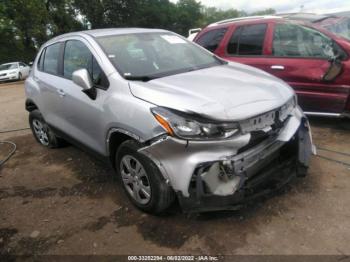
<box><xmin>171</xmin><ymin>0</ymin><xmax>350</xmax><ymax>14</ymax></box>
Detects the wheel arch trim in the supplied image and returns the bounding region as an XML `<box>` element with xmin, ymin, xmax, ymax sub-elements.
<box><xmin>25</xmin><ymin>98</ymin><xmax>39</xmax><ymax>112</ymax></box>
<box><xmin>106</xmin><ymin>128</ymin><xmax>171</xmax><ymax>182</ymax></box>
<box><xmin>106</xmin><ymin>127</ymin><xmax>144</xmax><ymax>155</ymax></box>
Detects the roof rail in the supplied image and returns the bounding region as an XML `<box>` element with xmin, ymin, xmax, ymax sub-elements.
<box><xmin>208</xmin><ymin>15</ymin><xmax>281</xmax><ymax>27</ymax></box>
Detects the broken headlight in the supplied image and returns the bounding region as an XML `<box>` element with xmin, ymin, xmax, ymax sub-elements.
<box><xmin>151</xmin><ymin>107</ymin><xmax>239</xmax><ymax>140</ymax></box>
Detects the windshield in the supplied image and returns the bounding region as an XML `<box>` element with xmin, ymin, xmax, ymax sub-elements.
<box><xmin>0</xmin><ymin>63</ymin><xmax>17</xmax><ymax>71</ymax></box>
<box><xmin>322</xmin><ymin>17</ymin><xmax>350</xmax><ymax>40</ymax></box>
<box><xmin>96</xmin><ymin>32</ymin><xmax>222</xmax><ymax>80</ymax></box>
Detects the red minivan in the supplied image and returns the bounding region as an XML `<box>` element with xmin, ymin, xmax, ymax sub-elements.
<box><xmin>194</xmin><ymin>16</ymin><xmax>350</xmax><ymax>117</ymax></box>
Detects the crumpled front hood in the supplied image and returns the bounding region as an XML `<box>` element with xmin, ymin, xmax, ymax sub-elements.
<box><xmin>129</xmin><ymin>62</ymin><xmax>295</xmax><ymax>121</ymax></box>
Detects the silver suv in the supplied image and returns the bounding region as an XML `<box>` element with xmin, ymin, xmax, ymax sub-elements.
<box><xmin>25</xmin><ymin>28</ymin><xmax>314</xmax><ymax>214</ymax></box>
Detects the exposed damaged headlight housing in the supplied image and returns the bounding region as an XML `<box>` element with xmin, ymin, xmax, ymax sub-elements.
<box><xmin>151</xmin><ymin>107</ymin><xmax>239</xmax><ymax>140</ymax></box>
<box><xmin>279</xmin><ymin>95</ymin><xmax>297</xmax><ymax>122</ymax></box>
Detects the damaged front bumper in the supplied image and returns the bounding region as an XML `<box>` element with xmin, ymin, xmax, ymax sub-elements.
<box><xmin>139</xmin><ymin>107</ymin><xmax>314</xmax><ymax>212</ymax></box>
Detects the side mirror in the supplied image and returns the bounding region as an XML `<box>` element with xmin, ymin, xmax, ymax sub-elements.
<box><xmin>72</xmin><ymin>69</ymin><xmax>97</xmax><ymax>99</ymax></box>
<box><xmin>323</xmin><ymin>59</ymin><xmax>343</xmax><ymax>82</ymax></box>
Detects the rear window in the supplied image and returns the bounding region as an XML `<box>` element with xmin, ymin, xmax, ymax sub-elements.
<box><xmin>227</xmin><ymin>24</ymin><xmax>267</xmax><ymax>55</ymax></box>
<box><xmin>43</xmin><ymin>43</ymin><xmax>61</xmax><ymax>75</ymax></box>
<box><xmin>196</xmin><ymin>28</ymin><xmax>228</xmax><ymax>52</ymax></box>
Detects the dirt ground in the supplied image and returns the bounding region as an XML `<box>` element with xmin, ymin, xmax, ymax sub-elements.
<box><xmin>0</xmin><ymin>82</ymin><xmax>350</xmax><ymax>256</ymax></box>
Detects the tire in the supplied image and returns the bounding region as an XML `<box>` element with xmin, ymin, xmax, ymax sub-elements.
<box><xmin>29</xmin><ymin>109</ymin><xmax>65</xmax><ymax>148</ymax></box>
<box><xmin>339</xmin><ymin>118</ymin><xmax>350</xmax><ymax>130</ymax></box>
<box><xmin>116</xmin><ymin>140</ymin><xmax>175</xmax><ymax>214</ymax></box>
<box><xmin>18</xmin><ymin>72</ymin><xmax>22</xmax><ymax>81</ymax></box>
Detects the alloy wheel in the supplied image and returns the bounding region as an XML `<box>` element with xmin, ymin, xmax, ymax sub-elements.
<box><xmin>32</xmin><ymin>119</ymin><xmax>49</xmax><ymax>146</ymax></box>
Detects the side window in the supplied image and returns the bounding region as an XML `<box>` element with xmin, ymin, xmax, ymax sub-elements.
<box><xmin>227</xmin><ymin>24</ymin><xmax>267</xmax><ymax>55</ymax></box>
<box><xmin>64</xmin><ymin>40</ymin><xmax>92</xmax><ymax>79</ymax></box>
<box><xmin>227</xmin><ymin>27</ymin><xmax>242</xmax><ymax>55</ymax></box>
<box><xmin>196</xmin><ymin>28</ymin><xmax>228</xmax><ymax>52</ymax></box>
<box><xmin>273</xmin><ymin>23</ymin><xmax>339</xmax><ymax>59</ymax></box>
<box><xmin>43</xmin><ymin>43</ymin><xmax>61</xmax><ymax>75</ymax></box>
<box><xmin>37</xmin><ymin>49</ymin><xmax>45</xmax><ymax>71</ymax></box>
<box><xmin>64</xmin><ymin>40</ymin><xmax>108</xmax><ymax>88</ymax></box>
<box><xmin>19</xmin><ymin>62</ymin><xmax>26</xmax><ymax>67</ymax></box>
<box><xmin>92</xmin><ymin>57</ymin><xmax>108</xmax><ymax>87</ymax></box>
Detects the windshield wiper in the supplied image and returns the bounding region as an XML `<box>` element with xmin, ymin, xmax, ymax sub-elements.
<box><xmin>124</xmin><ymin>75</ymin><xmax>156</xmax><ymax>82</ymax></box>
<box><xmin>213</xmin><ymin>55</ymin><xmax>228</xmax><ymax>65</ymax></box>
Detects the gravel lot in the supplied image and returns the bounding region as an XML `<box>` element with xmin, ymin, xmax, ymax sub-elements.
<box><xmin>0</xmin><ymin>82</ymin><xmax>350</xmax><ymax>256</ymax></box>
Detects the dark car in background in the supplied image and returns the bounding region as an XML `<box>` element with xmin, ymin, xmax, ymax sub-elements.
<box><xmin>194</xmin><ymin>16</ymin><xmax>350</xmax><ymax>117</ymax></box>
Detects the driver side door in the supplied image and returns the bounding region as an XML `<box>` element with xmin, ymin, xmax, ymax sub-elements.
<box><xmin>57</xmin><ymin>39</ymin><xmax>110</xmax><ymax>155</ymax></box>
<box><xmin>263</xmin><ymin>22</ymin><xmax>348</xmax><ymax>114</ymax></box>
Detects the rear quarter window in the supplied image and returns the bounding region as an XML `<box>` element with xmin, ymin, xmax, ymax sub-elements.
<box><xmin>196</xmin><ymin>28</ymin><xmax>228</xmax><ymax>52</ymax></box>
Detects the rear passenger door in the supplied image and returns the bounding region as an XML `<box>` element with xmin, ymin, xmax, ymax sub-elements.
<box><xmin>35</xmin><ymin>42</ymin><xmax>65</xmax><ymax>128</ymax></box>
<box><xmin>221</xmin><ymin>23</ymin><xmax>270</xmax><ymax>71</ymax></box>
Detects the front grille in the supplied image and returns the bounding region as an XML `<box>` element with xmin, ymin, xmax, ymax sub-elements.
<box><xmin>238</xmin><ymin>97</ymin><xmax>295</xmax><ymax>134</ymax></box>
<box><xmin>244</xmin><ymin>136</ymin><xmax>298</xmax><ymax>189</ymax></box>
<box><xmin>237</xmin><ymin>130</ymin><xmax>271</xmax><ymax>154</ymax></box>
<box><xmin>239</xmin><ymin>110</ymin><xmax>276</xmax><ymax>134</ymax></box>
<box><xmin>237</xmin><ymin>115</ymin><xmax>288</xmax><ymax>155</ymax></box>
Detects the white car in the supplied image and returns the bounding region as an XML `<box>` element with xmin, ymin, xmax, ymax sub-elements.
<box><xmin>187</xmin><ymin>28</ymin><xmax>201</xmax><ymax>41</ymax></box>
<box><xmin>0</xmin><ymin>62</ymin><xmax>31</xmax><ymax>82</ymax></box>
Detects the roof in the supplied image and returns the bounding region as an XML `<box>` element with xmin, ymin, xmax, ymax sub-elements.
<box><xmin>82</xmin><ymin>28</ymin><xmax>169</xmax><ymax>38</ymax></box>
<box><xmin>278</xmin><ymin>13</ymin><xmax>336</xmax><ymax>23</ymax></box>
<box><xmin>328</xmin><ymin>11</ymin><xmax>350</xmax><ymax>18</ymax></box>
<box><xmin>45</xmin><ymin>28</ymin><xmax>170</xmax><ymax>46</ymax></box>
<box><xmin>208</xmin><ymin>16</ymin><xmax>282</xmax><ymax>27</ymax></box>
<box><xmin>55</xmin><ymin>28</ymin><xmax>168</xmax><ymax>39</ymax></box>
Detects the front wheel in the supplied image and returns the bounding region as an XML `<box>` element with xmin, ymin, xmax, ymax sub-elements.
<box><xmin>18</xmin><ymin>72</ymin><xmax>22</xmax><ymax>81</ymax></box>
<box><xmin>116</xmin><ymin>140</ymin><xmax>175</xmax><ymax>214</ymax></box>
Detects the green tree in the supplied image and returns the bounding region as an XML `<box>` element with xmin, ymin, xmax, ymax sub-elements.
<box><xmin>45</xmin><ymin>0</ymin><xmax>84</xmax><ymax>35</ymax></box>
<box><xmin>200</xmin><ymin>7</ymin><xmax>241</xmax><ymax>26</ymax></box>
<box><xmin>1</xmin><ymin>0</ymin><xmax>48</xmax><ymax>62</ymax></box>
<box><xmin>250</xmin><ymin>8</ymin><xmax>276</xmax><ymax>16</ymax></box>
<box><xmin>173</xmin><ymin>0</ymin><xmax>202</xmax><ymax>35</ymax></box>
<box><xmin>0</xmin><ymin>0</ymin><xmax>276</xmax><ymax>63</ymax></box>
<box><xmin>0</xmin><ymin>0</ymin><xmax>84</xmax><ymax>63</ymax></box>
<box><xmin>73</xmin><ymin>0</ymin><xmax>108</xmax><ymax>28</ymax></box>
<box><xmin>73</xmin><ymin>0</ymin><xmax>202</xmax><ymax>35</ymax></box>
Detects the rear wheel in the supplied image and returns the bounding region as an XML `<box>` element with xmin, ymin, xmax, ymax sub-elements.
<box><xmin>116</xmin><ymin>140</ymin><xmax>175</xmax><ymax>214</ymax></box>
<box><xmin>29</xmin><ymin>110</ymin><xmax>65</xmax><ymax>148</ymax></box>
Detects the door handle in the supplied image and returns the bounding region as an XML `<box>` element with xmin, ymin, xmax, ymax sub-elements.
<box><xmin>57</xmin><ymin>89</ymin><xmax>65</xmax><ymax>97</ymax></box>
<box><xmin>271</xmin><ymin>65</ymin><xmax>285</xmax><ymax>70</ymax></box>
